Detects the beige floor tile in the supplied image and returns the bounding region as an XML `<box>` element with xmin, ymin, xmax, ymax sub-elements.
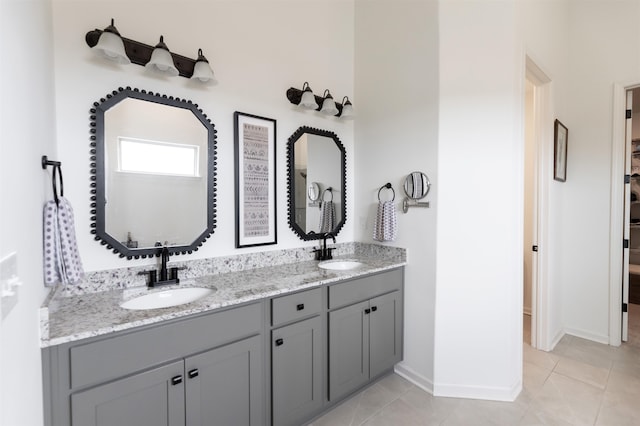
<box><xmin>524</xmin><ymin>343</ymin><xmax>559</xmax><ymax>371</ymax></box>
<box><xmin>523</xmin><ymin>361</ymin><xmax>552</xmax><ymax>393</ymax></box>
<box><xmin>400</xmin><ymin>386</ymin><xmax>461</xmax><ymax>425</ymax></box>
<box><xmin>440</xmin><ymin>398</ymin><xmax>526</xmax><ymax>426</ymax></box>
<box><xmin>595</xmin><ymin>387</ymin><xmax>640</xmax><ymax>426</ymax></box>
<box><xmin>528</xmin><ymin>372</ymin><xmax>604</xmax><ymax>425</ymax></box>
<box><xmin>349</xmin><ymin>380</ymin><xmax>403</xmax><ymax>425</ymax></box>
<box><xmin>605</xmin><ymin>370</ymin><xmax>640</xmax><ymax>397</ymax></box>
<box><xmin>376</xmin><ymin>372</ymin><xmax>414</xmax><ymax>397</ymax></box>
<box><xmin>518</xmin><ymin>408</ymin><xmax>575</xmax><ymax>426</ymax></box>
<box><xmin>308</xmin><ymin>397</ymin><xmax>358</xmax><ymax>426</ymax></box>
<box><xmin>554</xmin><ymin>356</ymin><xmax>611</xmax><ymax>389</ymax></box>
<box><xmin>361</xmin><ymin>398</ymin><xmax>427</xmax><ymax>426</ymax></box>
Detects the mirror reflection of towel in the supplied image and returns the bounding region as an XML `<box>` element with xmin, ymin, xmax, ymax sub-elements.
<box><xmin>43</xmin><ymin>197</ymin><xmax>84</xmax><ymax>286</ymax></box>
<box><xmin>319</xmin><ymin>200</ymin><xmax>336</xmax><ymax>233</ymax></box>
<box><xmin>373</xmin><ymin>201</ymin><xmax>397</xmax><ymax>242</ymax></box>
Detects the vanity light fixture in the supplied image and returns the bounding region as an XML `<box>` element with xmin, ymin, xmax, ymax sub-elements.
<box><xmin>320</xmin><ymin>90</ymin><xmax>339</xmax><ymax>116</ymax></box>
<box><xmin>85</xmin><ymin>18</ymin><xmax>216</xmax><ymax>83</ymax></box>
<box><xmin>286</xmin><ymin>82</ymin><xmax>355</xmax><ymax>119</ymax></box>
<box><xmin>145</xmin><ymin>36</ymin><xmax>179</xmax><ymax>76</ymax></box>
<box><xmin>191</xmin><ymin>49</ymin><xmax>217</xmax><ymax>84</ymax></box>
<box><xmin>90</xmin><ymin>19</ymin><xmax>130</xmax><ymax>64</ymax></box>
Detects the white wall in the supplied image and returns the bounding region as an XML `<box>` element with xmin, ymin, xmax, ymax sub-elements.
<box><xmin>435</xmin><ymin>0</ymin><xmax>523</xmax><ymax>400</ymax></box>
<box><xmin>354</xmin><ymin>0</ymin><xmax>439</xmax><ymax>391</ymax></box>
<box><xmin>561</xmin><ymin>0</ymin><xmax>640</xmax><ymax>343</ymax></box>
<box><xmin>0</xmin><ymin>0</ymin><xmax>56</xmax><ymax>424</ymax></box>
<box><xmin>51</xmin><ymin>0</ymin><xmax>355</xmax><ymax>272</ymax></box>
<box><xmin>517</xmin><ymin>0</ymin><xmax>571</xmax><ymax>349</ymax></box>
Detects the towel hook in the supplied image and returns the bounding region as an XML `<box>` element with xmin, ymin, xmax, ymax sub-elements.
<box><xmin>42</xmin><ymin>155</ymin><xmax>64</xmax><ymax>206</ymax></box>
<box><xmin>378</xmin><ymin>183</ymin><xmax>395</xmax><ymax>202</ymax></box>
<box><xmin>322</xmin><ymin>187</ymin><xmax>334</xmax><ymax>202</ymax></box>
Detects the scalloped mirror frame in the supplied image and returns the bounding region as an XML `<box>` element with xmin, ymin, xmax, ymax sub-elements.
<box><xmin>89</xmin><ymin>86</ymin><xmax>217</xmax><ymax>259</ymax></box>
<box><xmin>286</xmin><ymin>126</ymin><xmax>347</xmax><ymax>241</ymax></box>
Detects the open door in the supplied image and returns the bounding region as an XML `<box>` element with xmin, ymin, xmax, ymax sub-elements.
<box><xmin>623</xmin><ymin>90</ymin><xmax>633</xmax><ymax>342</ymax></box>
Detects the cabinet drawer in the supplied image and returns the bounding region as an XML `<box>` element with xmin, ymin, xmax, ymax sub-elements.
<box><xmin>69</xmin><ymin>302</ymin><xmax>262</xmax><ymax>390</ymax></box>
<box><xmin>271</xmin><ymin>288</ymin><xmax>322</xmax><ymax>327</ymax></box>
<box><xmin>328</xmin><ymin>268</ymin><xmax>402</xmax><ymax>310</ymax></box>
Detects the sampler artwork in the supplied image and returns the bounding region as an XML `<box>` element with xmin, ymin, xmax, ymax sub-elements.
<box><xmin>234</xmin><ymin>112</ymin><xmax>277</xmax><ymax>247</ymax></box>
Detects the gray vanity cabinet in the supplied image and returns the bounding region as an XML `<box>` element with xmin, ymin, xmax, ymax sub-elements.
<box><xmin>71</xmin><ymin>360</ymin><xmax>186</xmax><ymax>426</ymax></box>
<box><xmin>270</xmin><ymin>288</ymin><xmax>323</xmax><ymax>426</ymax></box>
<box><xmin>43</xmin><ymin>303</ymin><xmax>264</xmax><ymax>426</ymax></box>
<box><xmin>328</xmin><ymin>269</ymin><xmax>403</xmax><ymax>402</ymax></box>
<box><xmin>186</xmin><ymin>334</ymin><xmax>263</xmax><ymax>426</ymax></box>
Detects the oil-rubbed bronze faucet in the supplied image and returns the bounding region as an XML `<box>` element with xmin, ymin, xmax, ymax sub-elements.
<box><xmin>138</xmin><ymin>246</ymin><xmax>182</xmax><ymax>287</ymax></box>
<box><xmin>313</xmin><ymin>232</ymin><xmax>336</xmax><ymax>261</ymax></box>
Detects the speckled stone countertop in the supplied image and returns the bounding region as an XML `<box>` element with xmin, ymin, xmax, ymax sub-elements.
<box><xmin>41</xmin><ymin>249</ymin><xmax>406</xmax><ymax>348</ymax></box>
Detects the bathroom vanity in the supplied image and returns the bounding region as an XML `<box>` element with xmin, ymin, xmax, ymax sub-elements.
<box><xmin>41</xmin><ymin>254</ymin><xmax>404</xmax><ymax>426</ymax></box>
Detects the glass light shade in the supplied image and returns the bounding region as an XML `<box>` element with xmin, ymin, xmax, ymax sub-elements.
<box><xmin>191</xmin><ymin>50</ymin><xmax>216</xmax><ymax>83</ymax></box>
<box><xmin>320</xmin><ymin>96</ymin><xmax>339</xmax><ymax>116</ymax></box>
<box><xmin>340</xmin><ymin>102</ymin><xmax>355</xmax><ymax>120</ymax></box>
<box><xmin>93</xmin><ymin>31</ymin><xmax>130</xmax><ymax>64</ymax></box>
<box><xmin>299</xmin><ymin>90</ymin><xmax>318</xmax><ymax>109</ymax></box>
<box><xmin>145</xmin><ymin>46</ymin><xmax>179</xmax><ymax>76</ymax></box>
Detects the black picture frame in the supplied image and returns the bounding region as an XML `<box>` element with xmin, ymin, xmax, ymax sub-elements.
<box><xmin>554</xmin><ymin>119</ymin><xmax>568</xmax><ymax>182</ymax></box>
<box><xmin>234</xmin><ymin>112</ymin><xmax>277</xmax><ymax>248</ymax></box>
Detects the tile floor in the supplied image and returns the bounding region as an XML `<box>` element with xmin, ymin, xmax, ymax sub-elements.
<box><xmin>310</xmin><ymin>306</ymin><xmax>640</xmax><ymax>426</ymax></box>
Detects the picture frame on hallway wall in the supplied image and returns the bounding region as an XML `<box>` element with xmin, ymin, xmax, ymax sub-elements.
<box><xmin>554</xmin><ymin>119</ymin><xmax>568</xmax><ymax>182</ymax></box>
<box><xmin>234</xmin><ymin>111</ymin><xmax>277</xmax><ymax>248</ymax></box>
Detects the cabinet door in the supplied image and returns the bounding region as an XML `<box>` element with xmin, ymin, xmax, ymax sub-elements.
<box><xmin>328</xmin><ymin>300</ymin><xmax>370</xmax><ymax>401</ymax></box>
<box><xmin>185</xmin><ymin>334</ymin><xmax>263</xmax><ymax>426</ymax></box>
<box><xmin>272</xmin><ymin>315</ymin><xmax>323</xmax><ymax>426</ymax></box>
<box><xmin>71</xmin><ymin>360</ymin><xmax>185</xmax><ymax>426</ymax></box>
<box><xmin>369</xmin><ymin>291</ymin><xmax>402</xmax><ymax>379</ymax></box>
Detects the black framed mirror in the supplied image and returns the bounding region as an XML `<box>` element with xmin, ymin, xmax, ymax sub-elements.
<box><xmin>90</xmin><ymin>87</ymin><xmax>217</xmax><ymax>259</ymax></box>
<box><xmin>287</xmin><ymin>126</ymin><xmax>346</xmax><ymax>240</ymax></box>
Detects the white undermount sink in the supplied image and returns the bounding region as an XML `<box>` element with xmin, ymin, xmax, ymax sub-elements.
<box><xmin>318</xmin><ymin>260</ymin><xmax>365</xmax><ymax>271</ymax></box>
<box><xmin>120</xmin><ymin>287</ymin><xmax>214</xmax><ymax>310</ymax></box>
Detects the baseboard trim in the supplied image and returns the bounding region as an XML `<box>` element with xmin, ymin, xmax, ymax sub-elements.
<box><xmin>394</xmin><ymin>363</ymin><xmax>434</xmax><ymax>395</ymax></box>
<box><xmin>433</xmin><ymin>379</ymin><xmax>522</xmax><ymax>402</ymax></box>
<box><xmin>564</xmin><ymin>327</ymin><xmax>609</xmax><ymax>345</ymax></box>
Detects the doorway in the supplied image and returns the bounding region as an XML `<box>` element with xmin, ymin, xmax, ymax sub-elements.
<box><xmin>524</xmin><ymin>56</ymin><xmax>552</xmax><ymax>350</ymax></box>
<box><xmin>523</xmin><ymin>78</ymin><xmax>536</xmax><ymax>345</ymax></box>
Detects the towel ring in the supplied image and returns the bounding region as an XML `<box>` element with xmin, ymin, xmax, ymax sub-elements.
<box><xmin>322</xmin><ymin>187</ymin><xmax>334</xmax><ymax>202</ymax></box>
<box><xmin>42</xmin><ymin>155</ymin><xmax>64</xmax><ymax>206</ymax></box>
<box><xmin>378</xmin><ymin>183</ymin><xmax>395</xmax><ymax>202</ymax></box>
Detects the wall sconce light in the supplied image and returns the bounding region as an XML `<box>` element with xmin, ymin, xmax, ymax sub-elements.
<box><xmin>85</xmin><ymin>18</ymin><xmax>215</xmax><ymax>82</ymax></box>
<box><xmin>286</xmin><ymin>82</ymin><xmax>355</xmax><ymax>119</ymax></box>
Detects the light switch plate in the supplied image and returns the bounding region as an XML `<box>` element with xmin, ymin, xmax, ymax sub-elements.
<box><xmin>1</xmin><ymin>252</ymin><xmax>20</xmax><ymax>318</ymax></box>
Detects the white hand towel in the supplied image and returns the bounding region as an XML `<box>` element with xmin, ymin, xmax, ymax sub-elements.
<box><xmin>319</xmin><ymin>200</ymin><xmax>336</xmax><ymax>233</ymax></box>
<box><xmin>373</xmin><ymin>201</ymin><xmax>397</xmax><ymax>242</ymax></box>
<box><xmin>43</xmin><ymin>197</ymin><xmax>84</xmax><ymax>286</ymax></box>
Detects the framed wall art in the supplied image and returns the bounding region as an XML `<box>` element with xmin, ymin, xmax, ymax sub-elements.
<box><xmin>234</xmin><ymin>112</ymin><xmax>277</xmax><ymax>247</ymax></box>
<box><xmin>554</xmin><ymin>119</ymin><xmax>568</xmax><ymax>182</ymax></box>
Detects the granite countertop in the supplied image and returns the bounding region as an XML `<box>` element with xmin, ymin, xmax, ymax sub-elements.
<box><xmin>41</xmin><ymin>254</ymin><xmax>405</xmax><ymax>348</ymax></box>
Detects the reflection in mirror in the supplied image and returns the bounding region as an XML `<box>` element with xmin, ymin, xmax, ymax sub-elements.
<box><xmin>91</xmin><ymin>87</ymin><xmax>217</xmax><ymax>259</ymax></box>
<box><xmin>307</xmin><ymin>182</ymin><xmax>321</xmax><ymax>202</ymax></box>
<box><xmin>404</xmin><ymin>171</ymin><xmax>431</xmax><ymax>200</ymax></box>
<box><xmin>287</xmin><ymin>126</ymin><xmax>346</xmax><ymax>240</ymax></box>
